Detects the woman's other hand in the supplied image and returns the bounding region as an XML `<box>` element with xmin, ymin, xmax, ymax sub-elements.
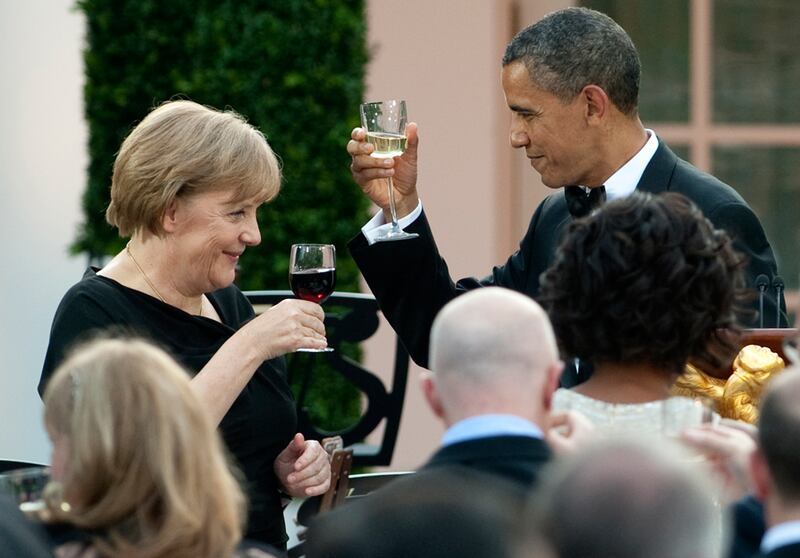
<box><xmin>274</xmin><ymin>433</ymin><xmax>332</xmax><ymax>498</ymax></box>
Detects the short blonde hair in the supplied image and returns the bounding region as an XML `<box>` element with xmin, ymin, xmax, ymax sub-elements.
<box><xmin>106</xmin><ymin>100</ymin><xmax>281</xmax><ymax>237</ymax></box>
<box><xmin>44</xmin><ymin>338</ymin><xmax>245</xmax><ymax>558</ymax></box>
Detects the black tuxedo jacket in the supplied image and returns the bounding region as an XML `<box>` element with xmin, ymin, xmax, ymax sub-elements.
<box><xmin>421</xmin><ymin>435</ymin><xmax>551</xmax><ymax>489</ymax></box>
<box><xmin>350</xmin><ymin>141</ymin><xmax>786</xmax><ymax>369</ymax></box>
<box><xmin>730</xmin><ymin>495</ymin><xmax>766</xmax><ymax>558</ymax></box>
<box><xmin>759</xmin><ymin>542</ymin><xmax>800</xmax><ymax>557</ymax></box>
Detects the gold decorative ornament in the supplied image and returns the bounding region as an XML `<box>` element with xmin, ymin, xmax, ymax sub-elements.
<box><xmin>672</xmin><ymin>344</ymin><xmax>785</xmax><ymax>423</ymax></box>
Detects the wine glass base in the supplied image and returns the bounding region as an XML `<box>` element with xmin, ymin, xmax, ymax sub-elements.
<box><xmin>372</xmin><ymin>230</ymin><xmax>419</xmax><ymax>243</ymax></box>
<box><xmin>296</xmin><ymin>347</ymin><xmax>335</xmax><ymax>353</ymax></box>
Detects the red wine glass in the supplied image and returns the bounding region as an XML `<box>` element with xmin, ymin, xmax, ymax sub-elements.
<box><xmin>289</xmin><ymin>243</ymin><xmax>336</xmax><ymax>352</ymax></box>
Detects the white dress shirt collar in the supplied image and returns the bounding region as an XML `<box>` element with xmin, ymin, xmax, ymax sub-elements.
<box><xmin>602</xmin><ymin>128</ymin><xmax>659</xmax><ymax>201</ymax></box>
<box><xmin>441</xmin><ymin>414</ymin><xmax>543</xmax><ymax>447</ymax></box>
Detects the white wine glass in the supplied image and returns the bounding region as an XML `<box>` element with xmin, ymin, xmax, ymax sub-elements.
<box><xmin>289</xmin><ymin>244</ymin><xmax>336</xmax><ymax>352</ymax></box>
<box><xmin>359</xmin><ymin>99</ymin><xmax>419</xmax><ymax>242</ymax></box>
<box><xmin>662</xmin><ymin>396</ymin><xmax>716</xmax><ymax>437</ymax></box>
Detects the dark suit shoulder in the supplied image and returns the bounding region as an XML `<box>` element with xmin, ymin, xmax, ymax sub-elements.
<box><xmin>429</xmin><ymin>435</ymin><xmax>550</xmax><ymax>459</ymax></box>
<box><xmin>424</xmin><ymin>435</ymin><xmax>551</xmax><ymax>489</ymax></box>
<box><xmin>536</xmin><ymin>191</ymin><xmax>570</xmax><ymax>226</ymax></box>
<box><xmin>729</xmin><ymin>495</ymin><xmax>765</xmax><ymax>558</ymax></box>
<box><xmin>642</xmin><ymin>141</ymin><xmax>750</xmax><ymax>214</ymax></box>
<box><xmin>762</xmin><ymin>542</ymin><xmax>800</xmax><ymax>557</ymax></box>
<box><xmin>670</xmin><ymin>157</ymin><xmax>750</xmax><ymax>211</ymax></box>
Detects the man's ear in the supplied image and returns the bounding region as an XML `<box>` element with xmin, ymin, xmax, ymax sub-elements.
<box><xmin>581</xmin><ymin>84</ymin><xmax>610</xmax><ymax>122</ymax></box>
<box><xmin>420</xmin><ymin>371</ymin><xmax>445</xmax><ymax>420</ymax></box>
<box><xmin>542</xmin><ymin>360</ymin><xmax>564</xmax><ymax>413</ymax></box>
<box><xmin>750</xmin><ymin>448</ymin><xmax>771</xmax><ymax>502</ymax></box>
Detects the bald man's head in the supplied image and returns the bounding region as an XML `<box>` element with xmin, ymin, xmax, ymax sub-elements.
<box><xmin>427</xmin><ymin>288</ymin><xmax>561</xmax><ymax>422</ymax></box>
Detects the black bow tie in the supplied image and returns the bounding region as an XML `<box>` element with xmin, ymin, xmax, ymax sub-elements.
<box><xmin>564</xmin><ymin>185</ymin><xmax>606</xmax><ymax>218</ymax></box>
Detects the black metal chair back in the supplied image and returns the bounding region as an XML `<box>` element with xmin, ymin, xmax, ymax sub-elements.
<box><xmin>243</xmin><ymin>290</ymin><xmax>409</xmax><ymax>467</ymax></box>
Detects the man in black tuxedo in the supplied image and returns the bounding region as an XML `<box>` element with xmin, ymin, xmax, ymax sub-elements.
<box><xmin>750</xmin><ymin>368</ymin><xmax>800</xmax><ymax>557</ymax></box>
<box><xmin>347</xmin><ymin>7</ymin><xmax>786</xmax><ymax>382</ymax></box>
<box><xmin>412</xmin><ymin>287</ymin><xmax>562</xmax><ymax>488</ymax></box>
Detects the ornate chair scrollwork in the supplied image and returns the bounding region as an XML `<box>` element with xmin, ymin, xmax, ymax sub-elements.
<box><xmin>243</xmin><ymin>291</ymin><xmax>409</xmax><ymax>467</ymax></box>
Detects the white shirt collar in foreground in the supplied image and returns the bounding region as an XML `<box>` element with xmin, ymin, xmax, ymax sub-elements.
<box><xmin>441</xmin><ymin>414</ymin><xmax>543</xmax><ymax>447</ymax></box>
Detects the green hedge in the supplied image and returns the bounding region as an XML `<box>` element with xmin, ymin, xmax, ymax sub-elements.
<box><xmin>74</xmin><ymin>0</ymin><xmax>369</xmax><ymax>429</ymax></box>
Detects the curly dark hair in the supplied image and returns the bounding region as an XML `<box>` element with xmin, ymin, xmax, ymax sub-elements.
<box><xmin>539</xmin><ymin>192</ymin><xmax>748</xmax><ymax>372</ymax></box>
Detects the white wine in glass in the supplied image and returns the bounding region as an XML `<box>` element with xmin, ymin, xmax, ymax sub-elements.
<box><xmin>365</xmin><ymin>132</ymin><xmax>407</xmax><ymax>158</ymax></box>
<box><xmin>359</xmin><ymin>99</ymin><xmax>419</xmax><ymax>242</ymax></box>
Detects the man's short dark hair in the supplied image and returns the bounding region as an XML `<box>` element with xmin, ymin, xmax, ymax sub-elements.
<box><xmin>539</xmin><ymin>192</ymin><xmax>747</xmax><ymax>372</ymax></box>
<box><xmin>758</xmin><ymin>369</ymin><xmax>800</xmax><ymax>500</ymax></box>
<box><xmin>502</xmin><ymin>7</ymin><xmax>641</xmax><ymax>115</ymax></box>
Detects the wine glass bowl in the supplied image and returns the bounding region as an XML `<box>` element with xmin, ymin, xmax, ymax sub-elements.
<box><xmin>364</xmin><ymin>132</ymin><xmax>407</xmax><ymax>159</ymax></box>
<box><xmin>0</xmin><ymin>467</ymin><xmax>50</xmax><ymax>506</ymax></box>
<box><xmin>661</xmin><ymin>396</ymin><xmax>716</xmax><ymax>437</ymax></box>
<box><xmin>359</xmin><ymin>99</ymin><xmax>419</xmax><ymax>242</ymax></box>
<box><xmin>290</xmin><ymin>267</ymin><xmax>335</xmax><ymax>304</ymax></box>
<box><xmin>289</xmin><ymin>244</ymin><xmax>336</xmax><ymax>352</ymax></box>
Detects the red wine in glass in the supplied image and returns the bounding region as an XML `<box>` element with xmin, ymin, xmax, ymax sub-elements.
<box><xmin>289</xmin><ymin>244</ymin><xmax>336</xmax><ymax>352</ymax></box>
<box><xmin>290</xmin><ymin>268</ymin><xmax>335</xmax><ymax>304</ymax></box>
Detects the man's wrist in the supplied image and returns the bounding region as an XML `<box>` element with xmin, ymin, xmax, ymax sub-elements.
<box><xmin>361</xmin><ymin>199</ymin><xmax>423</xmax><ymax>245</ymax></box>
<box><xmin>383</xmin><ymin>197</ymin><xmax>418</xmax><ymax>221</ymax></box>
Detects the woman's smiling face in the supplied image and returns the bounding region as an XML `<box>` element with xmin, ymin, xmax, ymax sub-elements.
<box><xmin>164</xmin><ymin>189</ymin><xmax>264</xmax><ymax>295</ymax></box>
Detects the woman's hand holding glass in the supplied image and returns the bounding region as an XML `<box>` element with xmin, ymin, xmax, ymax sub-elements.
<box><xmin>243</xmin><ymin>299</ymin><xmax>328</xmax><ymax>359</ymax></box>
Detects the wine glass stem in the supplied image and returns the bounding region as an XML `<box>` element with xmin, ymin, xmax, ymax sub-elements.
<box><xmin>387</xmin><ymin>176</ymin><xmax>400</xmax><ymax>230</ymax></box>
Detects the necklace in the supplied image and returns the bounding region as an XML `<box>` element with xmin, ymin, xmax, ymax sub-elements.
<box><xmin>125</xmin><ymin>242</ymin><xmax>203</xmax><ymax>316</ymax></box>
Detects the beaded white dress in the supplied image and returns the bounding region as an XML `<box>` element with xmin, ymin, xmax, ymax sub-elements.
<box><xmin>552</xmin><ymin>389</ymin><xmax>717</xmax><ymax>436</ymax></box>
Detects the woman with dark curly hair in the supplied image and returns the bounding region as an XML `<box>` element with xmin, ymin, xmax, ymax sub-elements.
<box><xmin>540</xmin><ymin>192</ymin><xmax>747</xmax><ymax>435</ymax></box>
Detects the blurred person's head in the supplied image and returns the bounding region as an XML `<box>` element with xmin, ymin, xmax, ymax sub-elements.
<box><xmin>751</xmin><ymin>366</ymin><xmax>800</xmax><ymax>523</ymax></box>
<box><xmin>306</xmin><ymin>468</ymin><xmax>553</xmax><ymax>558</ymax></box>
<box><xmin>526</xmin><ymin>438</ymin><xmax>725</xmax><ymax>558</ymax></box>
<box><xmin>500</xmin><ymin>8</ymin><xmax>642</xmax><ymax>188</ymax></box>
<box><xmin>43</xmin><ymin>337</ymin><xmax>245</xmax><ymax>558</ymax></box>
<box><xmin>425</xmin><ymin>287</ymin><xmax>563</xmax><ymax>428</ymax></box>
<box><xmin>540</xmin><ymin>192</ymin><xmax>746</xmax><ymax>377</ymax></box>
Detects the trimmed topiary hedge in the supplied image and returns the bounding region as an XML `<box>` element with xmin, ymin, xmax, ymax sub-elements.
<box><xmin>74</xmin><ymin>0</ymin><xmax>369</xmax><ymax>430</ymax></box>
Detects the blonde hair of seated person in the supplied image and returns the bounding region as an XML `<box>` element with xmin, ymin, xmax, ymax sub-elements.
<box><xmin>43</xmin><ymin>337</ymin><xmax>246</xmax><ymax>558</ymax></box>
